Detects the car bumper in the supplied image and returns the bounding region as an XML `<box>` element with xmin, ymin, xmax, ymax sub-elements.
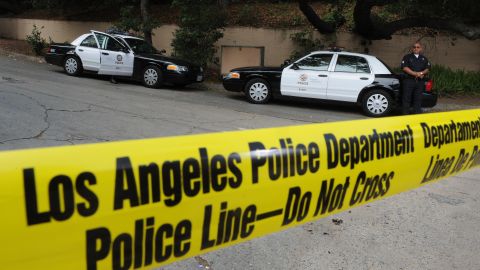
<box><xmin>223</xmin><ymin>79</ymin><xmax>244</xmax><ymax>92</ymax></box>
<box><xmin>164</xmin><ymin>71</ymin><xmax>204</xmax><ymax>85</ymax></box>
<box><xmin>45</xmin><ymin>53</ymin><xmax>64</xmax><ymax>66</ymax></box>
<box><xmin>422</xmin><ymin>92</ymin><xmax>438</xmax><ymax>108</ymax></box>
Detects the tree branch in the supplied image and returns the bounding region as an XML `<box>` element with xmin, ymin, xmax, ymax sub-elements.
<box><xmin>354</xmin><ymin>0</ymin><xmax>480</xmax><ymax>40</ymax></box>
<box><xmin>298</xmin><ymin>0</ymin><xmax>335</xmax><ymax>34</ymax></box>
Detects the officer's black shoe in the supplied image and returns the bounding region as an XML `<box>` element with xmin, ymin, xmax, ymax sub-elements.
<box><xmin>110</xmin><ymin>76</ymin><xmax>118</xmax><ymax>84</ymax></box>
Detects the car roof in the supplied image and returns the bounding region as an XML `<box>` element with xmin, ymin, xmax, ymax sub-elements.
<box><xmin>88</xmin><ymin>30</ymin><xmax>141</xmax><ymax>40</ymax></box>
<box><xmin>310</xmin><ymin>50</ymin><xmax>376</xmax><ymax>59</ymax></box>
<box><xmin>114</xmin><ymin>35</ymin><xmax>143</xmax><ymax>40</ymax></box>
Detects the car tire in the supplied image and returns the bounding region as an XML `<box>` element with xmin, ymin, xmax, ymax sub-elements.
<box><xmin>362</xmin><ymin>89</ymin><xmax>394</xmax><ymax>117</ymax></box>
<box><xmin>142</xmin><ymin>65</ymin><xmax>163</xmax><ymax>88</ymax></box>
<box><xmin>244</xmin><ymin>78</ymin><xmax>272</xmax><ymax>104</ymax></box>
<box><xmin>63</xmin><ymin>55</ymin><xmax>83</xmax><ymax>76</ymax></box>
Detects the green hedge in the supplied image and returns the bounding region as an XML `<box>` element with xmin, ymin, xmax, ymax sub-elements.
<box><xmin>394</xmin><ymin>65</ymin><xmax>480</xmax><ymax>96</ymax></box>
<box><xmin>429</xmin><ymin>65</ymin><xmax>480</xmax><ymax>96</ymax></box>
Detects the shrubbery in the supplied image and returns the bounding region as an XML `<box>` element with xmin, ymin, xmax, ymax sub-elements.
<box><xmin>171</xmin><ymin>0</ymin><xmax>226</xmax><ymax>68</ymax></box>
<box><xmin>26</xmin><ymin>24</ymin><xmax>47</xmax><ymax>56</ymax></box>
<box><xmin>289</xmin><ymin>30</ymin><xmax>325</xmax><ymax>60</ymax></box>
<box><xmin>429</xmin><ymin>65</ymin><xmax>480</xmax><ymax>96</ymax></box>
<box><xmin>393</xmin><ymin>65</ymin><xmax>480</xmax><ymax>96</ymax></box>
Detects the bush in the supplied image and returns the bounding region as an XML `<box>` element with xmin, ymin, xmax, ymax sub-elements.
<box><xmin>113</xmin><ymin>5</ymin><xmax>161</xmax><ymax>40</ymax></box>
<box><xmin>26</xmin><ymin>24</ymin><xmax>47</xmax><ymax>56</ymax></box>
<box><xmin>429</xmin><ymin>65</ymin><xmax>480</xmax><ymax>96</ymax></box>
<box><xmin>237</xmin><ymin>4</ymin><xmax>259</xmax><ymax>26</ymax></box>
<box><xmin>394</xmin><ymin>65</ymin><xmax>480</xmax><ymax>96</ymax></box>
<box><xmin>289</xmin><ymin>30</ymin><xmax>325</xmax><ymax>60</ymax></box>
<box><xmin>171</xmin><ymin>0</ymin><xmax>226</xmax><ymax>68</ymax></box>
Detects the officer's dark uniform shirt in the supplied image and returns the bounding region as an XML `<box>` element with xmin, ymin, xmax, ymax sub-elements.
<box><xmin>401</xmin><ymin>53</ymin><xmax>431</xmax><ymax>79</ymax></box>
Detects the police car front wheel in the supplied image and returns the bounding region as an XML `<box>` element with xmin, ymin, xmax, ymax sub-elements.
<box><xmin>362</xmin><ymin>89</ymin><xmax>393</xmax><ymax>117</ymax></box>
<box><xmin>142</xmin><ymin>66</ymin><xmax>163</xmax><ymax>88</ymax></box>
<box><xmin>245</xmin><ymin>78</ymin><xmax>272</xmax><ymax>104</ymax></box>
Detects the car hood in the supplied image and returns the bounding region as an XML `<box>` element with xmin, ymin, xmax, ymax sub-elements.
<box><xmin>231</xmin><ymin>66</ymin><xmax>284</xmax><ymax>72</ymax></box>
<box><xmin>136</xmin><ymin>53</ymin><xmax>196</xmax><ymax>67</ymax></box>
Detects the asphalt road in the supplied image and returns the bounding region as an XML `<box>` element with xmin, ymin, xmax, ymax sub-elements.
<box><xmin>1</xmin><ymin>55</ymin><xmax>479</xmax><ymax>270</ymax></box>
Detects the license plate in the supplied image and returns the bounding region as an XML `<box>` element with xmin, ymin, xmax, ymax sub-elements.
<box><xmin>196</xmin><ymin>75</ymin><xmax>203</xmax><ymax>82</ymax></box>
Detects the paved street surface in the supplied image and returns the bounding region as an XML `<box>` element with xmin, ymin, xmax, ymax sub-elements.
<box><xmin>1</xmin><ymin>55</ymin><xmax>479</xmax><ymax>269</ymax></box>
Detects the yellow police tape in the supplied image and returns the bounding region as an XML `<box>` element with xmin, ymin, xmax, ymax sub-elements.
<box><xmin>1</xmin><ymin>109</ymin><xmax>479</xmax><ymax>270</ymax></box>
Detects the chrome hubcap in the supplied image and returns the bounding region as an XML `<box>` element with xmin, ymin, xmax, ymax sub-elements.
<box><xmin>65</xmin><ymin>58</ymin><xmax>77</xmax><ymax>74</ymax></box>
<box><xmin>144</xmin><ymin>68</ymin><xmax>158</xmax><ymax>86</ymax></box>
<box><xmin>249</xmin><ymin>83</ymin><xmax>268</xmax><ymax>101</ymax></box>
<box><xmin>366</xmin><ymin>94</ymin><xmax>389</xmax><ymax>114</ymax></box>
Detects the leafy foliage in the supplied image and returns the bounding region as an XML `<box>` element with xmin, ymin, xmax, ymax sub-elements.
<box><xmin>429</xmin><ymin>65</ymin><xmax>480</xmax><ymax>96</ymax></box>
<box><xmin>171</xmin><ymin>0</ymin><xmax>226</xmax><ymax>67</ymax></box>
<box><xmin>114</xmin><ymin>6</ymin><xmax>143</xmax><ymax>33</ymax></box>
<box><xmin>25</xmin><ymin>24</ymin><xmax>47</xmax><ymax>55</ymax></box>
<box><xmin>113</xmin><ymin>5</ymin><xmax>161</xmax><ymax>39</ymax></box>
<box><xmin>236</xmin><ymin>3</ymin><xmax>259</xmax><ymax>26</ymax></box>
<box><xmin>384</xmin><ymin>0</ymin><xmax>480</xmax><ymax>22</ymax></box>
<box><xmin>393</xmin><ymin>64</ymin><xmax>480</xmax><ymax>95</ymax></box>
<box><xmin>24</xmin><ymin>0</ymin><xmax>121</xmax><ymax>14</ymax></box>
<box><xmin>289</xmin><ymin>30</ymin><xmax>325</xmax><ymax>60</ymax></box>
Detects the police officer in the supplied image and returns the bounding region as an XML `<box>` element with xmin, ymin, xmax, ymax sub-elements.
<box><xmin>400</xmin><ymin>42</ymin><xmax>431</xmax><ymax>114</ymax></box>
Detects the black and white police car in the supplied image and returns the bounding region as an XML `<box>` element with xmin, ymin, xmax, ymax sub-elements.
<box><xmin>223</xmin><ymin>50</ymin><xmax>437</xmax><ymax>117</ymax></box>
<box><xmin>45</xmin><ymin>30</ymin><xmax>203</xmax><ymax>88</ymax></box>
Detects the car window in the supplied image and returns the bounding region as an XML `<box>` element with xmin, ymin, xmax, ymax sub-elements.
<box><xmin>295</xmin><ymin>54</ymin><xmax>333</xmax><ymax>71</ymax></box>
<box><xmin>94</xmin><ymin>33</ymin><xmax>124</xmax><ymax>51</ymax></box>
<box><xmin>106</xmin><ymin>37</ymin><xmax>124</xmax><ymax>51</ymax></box>
<box><xmin>117</xmin><ymin>38</ymin><xmax>130</xmax><ymax>49</ymax></box>
<box><xmin>334</xmin><ymin>55</ymin><xmax>371</xmax><ymax>73</ymax></box>
<box><xmin>123</xmin><ymin>38</ymin><xmax>157</xmax><ymax>54</ymax></box>
<box><xmin>79</xmin><ymin>35</ymin><xmax>98</xmax><ymax>48</ymax></box>
<box><xmin>94</xmin><ymin>33</ymin><xmax>107</xmax><ymax>48</ymax></box>
<box><xmin>376</xmin><ymin>57</ymin><xmax>395</xmax><ymax>74</ymax></box>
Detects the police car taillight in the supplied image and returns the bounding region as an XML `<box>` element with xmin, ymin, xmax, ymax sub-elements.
<box><xmin>425</xmin><ymin>80</ymin><xmax>433</xmax><ymax>92</ymax></box>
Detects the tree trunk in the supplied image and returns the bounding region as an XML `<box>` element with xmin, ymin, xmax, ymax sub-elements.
<box><xmin>298</xmin><ymin>0</ymin><xmax>335</xmax><ymax>34</ymax></box>
<box><xmin>354</xmin><ymin>0</ymin><xmax>480</xmax><ymax>40</ymax></box>
<box><xmin>141</xmin><ymin>0</ymin><xmax>152</xmax><ymax>44</ymax></box>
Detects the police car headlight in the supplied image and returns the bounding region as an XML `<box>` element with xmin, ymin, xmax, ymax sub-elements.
<box><xmin>167</xmin><ymin>64</ymin><xmax>188</xmax><ymax>72</ymax></box>
<box><xmin>224</xmin><ymin>72</ymin><xmax>240</xmax><ymax>79</ymax></box>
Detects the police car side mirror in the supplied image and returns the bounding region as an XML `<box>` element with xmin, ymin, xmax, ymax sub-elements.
<box><xmin>281</xmin><ymin>59</ymin><xmax>291</xmax><ymax>68</ymax></box>
<box><xmin>122</xmin><ymin>47</ymin><xmax>130</xmax><ymax>53</ymax></box>
<box><xmin>291</xmin><ymin>63</ymin><xmax>300</xmax><ymax>70</ymax></box>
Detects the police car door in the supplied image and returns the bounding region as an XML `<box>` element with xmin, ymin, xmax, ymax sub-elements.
<box><xmin>280</xmin><ymin>53</ymin><xmax>332</xmax><ymax>99</ymax></box>
<box><xmin>93</xmin><ymin>31</ymin><xmax>134</xmax><ymax>76</ymax></box>
<box><xmin>75</xmin><ymin>34</ymin><xmax>100</xmax><ymax>71</ymax></box>
<box><xmin>326</xmin><ymin>54</ymin><xmax>374</xmax><ymax>102</ymax></box>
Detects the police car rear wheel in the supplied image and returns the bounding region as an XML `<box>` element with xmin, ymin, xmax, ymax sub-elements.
<box><xmin>245</xmin><ymin>78</ymin><xmax>271</xmax><ymax>104</ymax></box>
<box><xmin>64</xmin><ymin>56</ymin><xmax>83</xmax><ymax>76</ymax></box>
<box><xmin>362</xmin><ymin>89</ymin><xmax>393</xmax><ymax>117</ymax></box>
<box><xmin>143</xmin><ymin>66</ymin><xmax>163</xmax><ymax>88</ymax></box>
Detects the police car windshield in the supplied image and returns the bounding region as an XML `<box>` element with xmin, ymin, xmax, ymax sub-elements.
<box><xmin>376</xmin><ymin>57</ymin><xmax>395</xmax><ymax>74</ymax></box>
<box><xmin>123</xmin><ymin>38</ymin><xmax>157</xmax><ymax>54</ymax></box>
